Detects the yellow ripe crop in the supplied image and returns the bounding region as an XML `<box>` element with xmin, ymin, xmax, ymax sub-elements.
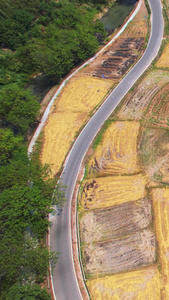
<box><xmin>87</xmin><ymin>266</ymin><xmax>161</xmax><ymax>300</ymax></box>
<box><xmin>88</xmin><ymin>121</ymin><xmax>140</xmax><ymax>177</ymax></box>
<box><xmin>156</xmin><ymin>43</ymin><xmax>169</xmax><ymax>68</ymax></box>
<box><xmin>41</xmin><ymin>76</ymin><xmax>112</xmax><ymax>175</ymax></box>
<box><xmin>151</xmin><ymin>188</ymin><xmax>169</xmax><ymax>299</ymax></box>
<box><xmin>79</xmin><ymin>174</ymin><xmax>147</xmax><ymax>210</ymax></box>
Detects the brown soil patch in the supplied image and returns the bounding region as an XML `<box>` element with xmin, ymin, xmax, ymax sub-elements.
<box><xmin>83</xmin><ymin>38</ymin><xmax>144</xmax><ymax>80</ymax></box>
<box><xmin>145</xmin><ymin>83</ymin><xmax>169</xmax><ymax>129</ymax></box>
<box><xmin>117</xmin><ymin>70</ymin><xmax>169</xmax><ymax>120</ymax></box>
<box><xmin>139</xmin><ymin>127</ymin><xmax>169</xmax><ymax>184</ymax></box>
<box><xmin>82</xmin><ymin>230</ymin><xmax>156</xmax><ymax>276</ymax></box>
<box><xmin>79</xmin><ymin>198</ymin><xmax>152</xmax><ymax>244</ymax></box>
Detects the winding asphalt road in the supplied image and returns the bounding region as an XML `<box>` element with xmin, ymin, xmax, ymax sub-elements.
<box><xmin>50</xmin><ymin>0</ymin><xmax>164</xmax><ymax>299</ymax></box>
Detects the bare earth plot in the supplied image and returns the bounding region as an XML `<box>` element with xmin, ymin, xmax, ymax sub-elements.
<box><xmin>82</xmin><ymin>230</ymin><xmax>155</xmax><ymax>277</ymax></box>
<box><xmin>79</xmin><ymin>198</ymin><xmax>152</xmax><ymax>243</ymax></box>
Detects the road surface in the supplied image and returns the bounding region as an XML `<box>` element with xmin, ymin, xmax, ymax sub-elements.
<box><xmin>50</xmin><ymin>0</ymin><xmax>164</xmax><ymax>299</ymax></box>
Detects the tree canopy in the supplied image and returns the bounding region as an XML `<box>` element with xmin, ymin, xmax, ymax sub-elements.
<box><xmin>0</xmin><ymin>0</ymin><xmax>108</xmax><ymax>298</ymax></box>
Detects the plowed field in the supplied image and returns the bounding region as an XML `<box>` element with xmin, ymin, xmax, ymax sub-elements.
<box><xmin>87</xmin><ymin>266</ymin><xmax>161</xmax><ymax>300</ymax></box>
<box><xmin>79</xmin><ymin>198</ymin><xmax>152</xmax><ymax>244</ymax></box>
<box><xmin>79</xmin><ymin>174</ymin><xmax>147</xmax><ymax>210</ymax></box>
<box><xmin>151</xmin><ymin>188</ymin><xmax>169</xmax><ymax>299</ymax></box>
<box><xmin>145</xmin><ymin>83</ymin><xmax>169</xmax><ymax>129</ymax></box>
<box><xmin>82</xmin><ymin>230</ymin><xmax>156</xmax><ymax>276</ymax></box>
<box><xmin>88</xmin><ymin>121</ymin><xmax>140</xmax><ymax>176</ymax></box>
<box><xmin>117</xmin><ymin>70</ymin><xmax>169</xmax><ymax>120</ymax></box>
<box><xmin>84</xmin><ymin>37</ymin><xmax>144</xmax><ymax>80</ymax></box>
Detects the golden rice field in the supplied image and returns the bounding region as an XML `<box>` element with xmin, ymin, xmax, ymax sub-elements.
<box><xmin>41</xmin><ymin>76</ymin><xmax>112</xmax><ymax>175</ymax></box>
<box><xmin>87</xmin><ymin>266</ymin><xmax>161</xmax><ymax>300</ymax></box>
<box><xmin>88</xmin><ymin>121</ymin><xmax>140</xmax><ymax>176</ymax></box>
<box><xmin>151</xmin><ymin>188</ymin><xmax>169</xmax><ymax>299</ymax></box>
<box><xmin>156</xmin><ymin>43</ymin><xmax>169</xmax><ymax>68</ymax></box>
<box><xmin>79</xmin><ymin>174</ymin><xmax>147</xmax><ymax>210</ymax></box>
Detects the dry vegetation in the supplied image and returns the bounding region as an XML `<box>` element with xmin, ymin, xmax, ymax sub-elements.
<box><xmin>41</xmin><ymin>76</ymin><xmax>112</xmax><ymax>175</ymax></box>
<box><xmin>151</xmin><ymin>188</ymin><xmax>169</xmax><ymax>299</ymax></box>
<box><xmin>117</xmin><ymin>69</ymin><xmax>169</xmax><ymax>120</ymax></box>
<box><xmin>156</xmin><ymin>43</ymin><xmax>169</xmax><ymax>68</ymax></box>
<box><xmin>79</xmin><ymin>174</ymin><xmax>147</xmax><ymax>210</ymax></box>
<box><xmin>122</xmin><ymin>0</ymin><xmax>148</xmax><ymax>38</ymax></box>
<box><xmin>87</xmin><ymin>266</ymin><xmax>161</xmax><ymax>300</ymax></box>
<box><xmin>139</xmin><ymin>128</ymin><xmax>169</xmax><ymax>184</ymax></box>
<box><xmin>88</xmin><ymin>121</ymin><xmax>140</xmax><ymax>176</ymax></box>
<box><xmin>79</xmin><ymin>198</ymin><xmax>152</xmax><ymax>244</ymax></box>
<box><xmin>144</xmin><ymin>83</ymin><xmax>169</xmax><ymax>129</ymax></box>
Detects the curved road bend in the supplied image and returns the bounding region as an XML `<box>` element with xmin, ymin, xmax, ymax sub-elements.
<box><xmin>50</xmin><ymin>0</ymin><xmax>164</xmax><ymax>299</ymax></box>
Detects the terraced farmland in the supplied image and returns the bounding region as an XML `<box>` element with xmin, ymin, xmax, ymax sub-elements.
<box><xmin>88</xmin><ymin>121</ymin><xmax>140</xmax><ymax>176</ymax></box>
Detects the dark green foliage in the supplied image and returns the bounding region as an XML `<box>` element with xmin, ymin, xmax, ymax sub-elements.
<box><xmin>0</xmin><ymin>84</ymin><xmax>40</xmax><ymax>135</ymax></box>
<box><xmin>3</xmin><ymin>283</ymin><xmax>51</xmax><ymax>300</ymax></box>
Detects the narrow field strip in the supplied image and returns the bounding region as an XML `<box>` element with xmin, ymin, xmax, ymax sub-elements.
<box><xmin>86</xmin><ymin>266</ymin><xmax>161</xmax><ymax>300</ymax></box>
<box><xmin>151</xmin><ymin>188</ymin><xmax>169</xmax><ymax>299</ymax></box>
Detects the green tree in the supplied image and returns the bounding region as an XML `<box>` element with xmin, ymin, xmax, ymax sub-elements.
<box><xmin>4</xmin><ymin>283</ymin><xmax>51</xmax><ymax>300</ymax></box>
<box><xmin>0</xmin><ymin>84</ymin><xmax>40</xmax><ymax>135</ymax></box>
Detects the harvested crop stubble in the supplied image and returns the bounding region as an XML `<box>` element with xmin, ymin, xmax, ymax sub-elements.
<box><xmin>82</xmin><ymin>229</ymin><xmax>156</xmax><ymax>276</ymax></box>
<box><xmin>151</xmin><ymin>188</ymin><xmax>169</xmax><ymax>299</ymax></box>
<box><xmin>145</xmin><ymin>83</ymin><xmax>169</xmax><ymax>129</ymax></box>
<box><xmin>79</xmin><ymin>174</ymin><xmax>147</xmax><ymax>210</ymax></box>
<box><xmin>88</xmin><ymin>121</ymin><xmax>140</xmax><ymax>176</ymax></box>
<box><xmin>79</xmin><ymin>198</ymin><xmax>152</xmax><ymax>244</ymax></box>
<box><xmin>139</xmin><ymin>128</ymin><xmax>169</xmax><ymax>184</ymax></box>
<box><xmin>156</xmin><ymin>43</ymin><xmax>169</xmax><ymax>68</ymax></box>
<box><xmin>41</xmin><ymin>76</ymin><xmax>112</xmax><ymax>175</ymax></box>
<box><xmin>87</xmin><ymin>266</ymin><xmax>161</xmax><ymax>300</ymax></box>
<box><xmin>117</xmin><ymin>70</ymin><xmax>169</xmax><ymax>120</ymax></box>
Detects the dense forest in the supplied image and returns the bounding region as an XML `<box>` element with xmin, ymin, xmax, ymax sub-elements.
<box><xmin>0</xmin><ymin>0</ymin><xmax>108</xmax><ymax>298</ymax></box>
